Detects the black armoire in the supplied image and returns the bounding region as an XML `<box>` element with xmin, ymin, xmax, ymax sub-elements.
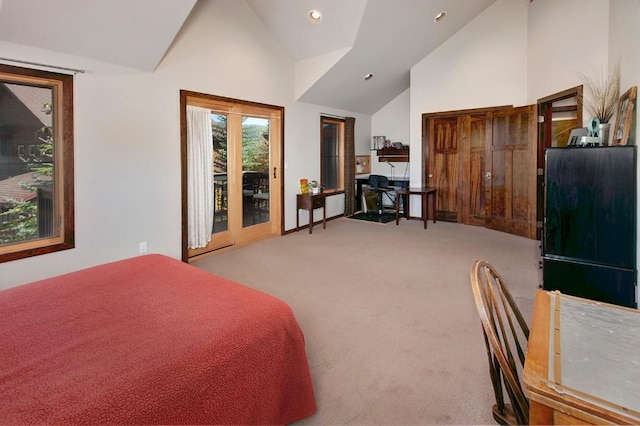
<box><xmin>542</xmin><ymin>146</ymin><xmax>637</xmax><ymax>308</ymax></box>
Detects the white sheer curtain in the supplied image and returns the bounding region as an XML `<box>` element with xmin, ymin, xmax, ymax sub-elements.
<box><xmin>187</xmin><ymin>105</ymin><xmax>214</xmax><ymax>249</ymax></box>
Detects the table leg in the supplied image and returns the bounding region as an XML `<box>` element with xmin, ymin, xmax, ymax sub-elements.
<box><xmin>322</xmin><ymin>205</ymin><xmax>326</xmax><ymax>229</ymax></box>
<box><xmin>296</xmin><ymin>208</ymin><xmax>300</xmax><ymax>231</ymax></box>
<box><xmin>404</xmin><ymin>193</ymin><xmax>409</xmax><ymax>220</ymax></box>
<box><xmin>422</xmin><ymin>192</ymin><xmax>427</xmax><ymax>229</ymax></box>
<box><xmin>356</xmin><ymin>181</ymin><xmax>363</xmax><ymax>212</ymax></box>
<box><xmin>395</xmin><ymin>194</ymin><xmax>401</xmax><ymax>225</ymax></box>
<box><xmin>431</xmin><ymin>191</ymin><xmax>437</xmax><ymax>223</ymax></box>
<box><xmin>309</xmin><ymin>207</ymin><xmax>313</xmax><ymax>234</ymax></box>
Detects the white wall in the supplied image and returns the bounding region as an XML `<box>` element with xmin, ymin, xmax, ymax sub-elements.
<box><xmin>0</xmin><ymin>0</ymin><xmax>370</xmax><ymax>289</ymax></box>
<box><xmin>609</xmin><ymin>0</ymin><xmax>640</xmax><ymax>141</ymax></box>
<box><xmin>527</xmin><ymin>0</ymin><xmax>610</xmax><ymax>108</ymax></box>
<box><xmin>370</xmin><ymin>88</ymin><xmax>410</xmax><ymax>179</ymax></box>
<box><xmin>283</xmin><ymin>101</ymin><xmax>371</xmax><ymax>223</ymax></box>
<box><xmin>409</xmin><ymin>0</ymin><xmax>529</xmax><ymax>190</ymax></box>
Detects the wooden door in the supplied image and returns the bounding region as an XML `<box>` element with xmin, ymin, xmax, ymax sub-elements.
<box><xmin>428</xmin><ymin>117</ymin><xmax>460</xmax><ymax>222</ymax></box>
<box><xmin>485</xmin><ymin>105</ymin><xmax>537</xmax><ymax>238</ymax></box>
<box><xmin>461</xmin><ymin>114</ymin><xmax>490</xmax><ymax>226</ymax></box>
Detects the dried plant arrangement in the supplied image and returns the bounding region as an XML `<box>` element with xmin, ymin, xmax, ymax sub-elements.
<box><xmin>578</xmin><ymin>63</ymin><xmax>620</xmax><ymax>123</ymax></box>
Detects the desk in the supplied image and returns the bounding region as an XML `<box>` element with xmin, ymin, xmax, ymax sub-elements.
<box><xmin>296</xmin><ymin>193</ymin><xmax>326</xmax><ymax>234</ymax></box>
<box><xmin>523</xmin><ymin>290</ymin><xmax>640</xmax><ymax>425</ymax></box>
<box><xmin>355</xmin><ymin>175</ymin><xmax>409</xmax><ymax>212</ymax></box>
<box><xmin>394</xmin><ymin>187</ymin><xmax>437</xmax><ymax>229</ymax></box>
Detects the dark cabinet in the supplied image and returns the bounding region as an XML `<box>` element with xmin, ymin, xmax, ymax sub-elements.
<box><xmin>542</xmin><ymin>146</ymin><xmax>637</xmax><ymax>308</ymax></box>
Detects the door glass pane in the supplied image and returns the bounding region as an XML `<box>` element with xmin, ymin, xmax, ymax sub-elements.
<box><xmin>322</xmin><ymin>121</ymin><xmax>339</xmax><ymax>190</ymax></box>
<box><xmin>242</xmin><ymin>116</ymin><xmax>269</xmax><ymax>227</ymax></box>
<box><xmin>0</xmin><ymin>83</ymin><xmax>55</xmax><ymax>246</ymax></box>
<box><xmin>211</xmin><ymin>113</ymin><xmax>228</xmax><ymax>233</ymax></box>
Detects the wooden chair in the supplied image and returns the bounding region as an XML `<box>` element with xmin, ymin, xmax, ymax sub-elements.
<box><xmin>470</xmin><ymin>260</ymin><xmax>530</xmax><ymax>425</ymax></box>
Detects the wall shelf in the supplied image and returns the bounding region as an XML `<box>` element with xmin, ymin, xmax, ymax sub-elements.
<box><xmin>377</xmin><ymin>147</ymin><xmax>409</xmax><ymax>162</ymax></box>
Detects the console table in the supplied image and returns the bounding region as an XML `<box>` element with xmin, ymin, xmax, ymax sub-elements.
<box><xmin>395</xmin><ymin>187</ymin><xmax>437</xmax><ymax>229</ymax></box>
<box><xmin>296</xmin><ymin>193</ymin><xmax>326</xmax><ymax>234</ymax></box>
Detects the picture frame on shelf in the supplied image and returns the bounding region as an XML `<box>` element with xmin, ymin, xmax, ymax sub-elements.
<box><xmin>612</xmin><ymin>86</ymin><xmax>637</xmax><ymax>145</ymax></box>
<box><xmin>372</xmin><ymin>135</ymin><xmax>386</xmax><ymax>150</ymax></box>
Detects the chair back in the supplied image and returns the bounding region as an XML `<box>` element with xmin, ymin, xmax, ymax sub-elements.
<box><xmin>368</xmin><ymin>174</ymin><xmax>389</xmax><ymax>189</ymax></box>
<box><xmin>470</xmin><ymin>260</ymin><xmax>530</xmax><ymax>425</ymax></box>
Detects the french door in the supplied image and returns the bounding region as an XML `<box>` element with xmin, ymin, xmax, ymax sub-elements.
<box><xmin>181</xmin><ymin>91</ymin><xmax>282</xmax><ymax>261</ymax></box>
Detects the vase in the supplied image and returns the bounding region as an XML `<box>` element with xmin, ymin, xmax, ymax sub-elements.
<box><xmin>599</xmin><ymin>123</ymin><xmax>611</xmax><ymax>145</ymax></box>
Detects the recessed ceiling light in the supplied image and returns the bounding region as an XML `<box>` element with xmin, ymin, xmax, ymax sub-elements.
<box><xmin>364</xmin><ymin>73</ymin><xmax>374</xmax><ymax>81</ymax></box>
<box><xmin>307</xmin><ymin>9</ymin><xmax>322</xmax><ymax>23</ymax></box>
<box><xmin>434</xmin><ymin>11</ymin><xmax>447</xmax><ymax>22</ymax></box>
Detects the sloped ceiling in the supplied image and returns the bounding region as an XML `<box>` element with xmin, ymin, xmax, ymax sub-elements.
<box><xmin>0</xmin><ymin>0</ymin><xmax>197</xmax><ymax>72</ymax></box>
<box><xmin>247</xmin><ymin>0</ymin><xmax>497</xmax><ymax>114</ymax></box>
<box><xmin>0</xmin><ymin>0</ymin><xmax>497</xmax><ymax>114</ymax></box>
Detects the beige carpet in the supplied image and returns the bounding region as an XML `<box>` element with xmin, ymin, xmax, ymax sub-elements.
<box><xmin>192</xmin><ymin>218</ymin><xmax>542</xmax><ymax>425</ymax></box>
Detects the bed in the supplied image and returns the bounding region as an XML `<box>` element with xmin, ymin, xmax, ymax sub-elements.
<box><xmin>0</xmin><ymin>254</ymin><xmax>316</xmax><ymax>424</ymax></box>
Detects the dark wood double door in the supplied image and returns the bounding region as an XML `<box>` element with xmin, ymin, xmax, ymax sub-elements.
<box><xmin>423</xmin><ymin>105</ymin><xmax>537</xmax><ymax>239</ymax></box>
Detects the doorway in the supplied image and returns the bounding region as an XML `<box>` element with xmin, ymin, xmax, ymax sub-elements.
<box><xmin>180</xmin><ymin>91</ymin><xmax>283</xmax><ymax>262</ymax></box>
<box><xmin>536</xmin><ymin>86</ymin><xmax>583</xmax><ymax>239</ymax></box>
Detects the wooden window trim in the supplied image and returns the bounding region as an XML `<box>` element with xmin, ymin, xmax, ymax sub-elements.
<box><xmin>320</xmin><ymin>116</ymin><xmax>345</xmax><ymax>191</ymax></box>
<box><xmin>0</xmin><ymin>65</ymin><xmax>74</xmax><ymax>263</ymax></box>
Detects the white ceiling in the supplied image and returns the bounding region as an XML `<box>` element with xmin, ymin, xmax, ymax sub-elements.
<box><xmin>0</xmin><ymin>0</ymin><xmax>197</xmax><ymax>72</ymax></box>
<box><xmin>0</xmin><ymin>0</ymin><xmax>497</xmax><ymax>114</ymax></box>
<box><xmin>247</xmin><ymin>0</ymin><xmax>497</xmax><ymax>113</ymax></box>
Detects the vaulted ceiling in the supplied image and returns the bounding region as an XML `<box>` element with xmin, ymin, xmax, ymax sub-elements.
<box><xmin>0</xmin><ymin>0</ymin><xmax>198</xmax><ymax>72</ymax></box>
<box><xmin>0</xmin><ymin>0</ymin><xmax>497</xmax><ymax>114</ymax></box>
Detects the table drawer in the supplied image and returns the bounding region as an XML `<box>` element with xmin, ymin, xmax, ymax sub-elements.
<box><xmin>311</xmin><ymin>197</ymin><xmax>324</xmax><ymax>208</ymax></box>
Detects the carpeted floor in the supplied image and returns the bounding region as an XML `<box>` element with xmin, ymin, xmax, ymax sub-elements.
<box><xmin>192</xmin><ymin>218</ymin><xmax>541</xmax><ymax>425</ymax></box>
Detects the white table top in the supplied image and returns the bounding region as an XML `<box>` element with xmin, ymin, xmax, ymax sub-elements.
<box><xmin>548</xmin><ymin>292</ymin><xmax>640</xmax><ymax>416</ymax></box>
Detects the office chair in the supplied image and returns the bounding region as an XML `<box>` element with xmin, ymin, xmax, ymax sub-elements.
<box><xmin>367</xmin><ymin>174</ymin><xmax>395</xmax><ymax>214</ymax></box>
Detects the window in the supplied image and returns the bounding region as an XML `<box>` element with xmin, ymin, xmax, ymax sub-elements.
<box><xmin>0</xmin><ymin>64</ymin><xmax>74</xmax><ymax>263</ymax></box>
<box><xmin>320</xmin><ymin>116</ymin><xmax>344</xmax><ymax>191</ymax></box>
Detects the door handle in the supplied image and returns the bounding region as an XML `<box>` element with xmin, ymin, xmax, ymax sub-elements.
<box><xmin>428</xmin><ymin>173</ymin><xmax>433</xmax><ymax>178</ymax></box>
<box><xmin>485</xmin><ymin>172</ymin><xmax>492</xmax><ymax>179</ymax></box>
<box><xmin>273</xmin><ymin>166</ymin><xmax>277</xmax><ymax>178</ymax></box>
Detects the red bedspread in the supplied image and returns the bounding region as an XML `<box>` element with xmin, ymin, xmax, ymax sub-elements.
<box><xmin>0</xmin><ymin>254</ymin><xmax>316</xmax><ymax>424</ymax></box>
